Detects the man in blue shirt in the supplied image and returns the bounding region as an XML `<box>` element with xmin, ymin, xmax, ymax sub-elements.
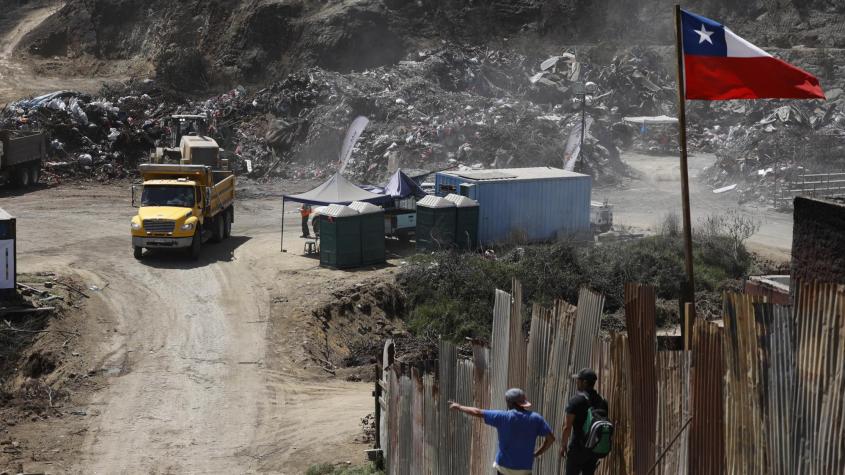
<box><xmin>450</xmin><ymin>388</ymin><xmax>556</xmax><ymax>474</ymax></box>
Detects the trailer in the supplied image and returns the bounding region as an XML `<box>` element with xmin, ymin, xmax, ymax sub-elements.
<box><xmin>0</xmin><ymin>130</ymin><xmax>46</xmax><ymax>187</ymax></box>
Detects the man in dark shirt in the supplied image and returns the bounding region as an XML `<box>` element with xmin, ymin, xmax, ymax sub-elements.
<box><xmin>560</xmin><ymin>368</ymin><xmax>609</xmax><ymax>475</ymax></box>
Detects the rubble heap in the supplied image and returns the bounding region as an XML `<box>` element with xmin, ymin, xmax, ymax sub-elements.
<box><xmin>1</xmin><ymin>46</ymin><xmax>655</xmax><ymax>185</ymax></box>
<box><xmin>697</xmin><ymin>96</ymin><xmax>845</xmax><ymax>204</ymax></box>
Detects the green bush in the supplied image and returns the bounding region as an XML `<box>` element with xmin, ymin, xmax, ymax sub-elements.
<box><xmin>398</xmin><ymin>232</ymin><xmax>753</xmax><ymax>341</ymax></box>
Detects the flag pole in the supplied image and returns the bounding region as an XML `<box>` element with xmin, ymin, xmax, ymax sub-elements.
<box><xmin>674</xmin><ymin>4</ymin><xmax>696</xmax><ymax>340</ymax></box>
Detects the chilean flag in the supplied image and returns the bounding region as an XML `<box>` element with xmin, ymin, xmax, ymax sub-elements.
<box><xmin>682</xmin><ymin>10</ymin><xmax>825</xmax><ymax>100</ymax></box>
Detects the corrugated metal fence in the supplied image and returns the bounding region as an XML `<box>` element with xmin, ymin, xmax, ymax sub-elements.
<box><xmin>381</xmin><ymin>282</ymin><xmax>845</xmax><ymax>474</ymax></box>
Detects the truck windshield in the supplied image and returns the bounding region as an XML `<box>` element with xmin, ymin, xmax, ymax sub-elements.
<box><xmin>141</xmin><ymin>186</ymin><xmax>195</xmax><ymax>207</ymax></box>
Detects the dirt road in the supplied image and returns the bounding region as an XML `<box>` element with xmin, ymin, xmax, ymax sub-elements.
<box><xmin>596</xmin><ymin>151</ymin><xmax>794</xmax><ymax>260</ymax></box>
<box><xmin>0</xmin><ymin>2</ymin><xmax>126</xmax><ymax>104</ymax></box>
<box><xmin>2</xmin><ymin>183</ymin><xmax>377</xmax><ymax>473</ymax></box>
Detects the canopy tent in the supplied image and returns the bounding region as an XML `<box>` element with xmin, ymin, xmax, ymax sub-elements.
<box><xmin>281</xmin><ymin>172</ymin><xmax>389</xmax><ymax>252</ymax></box>
<box><xmin>283</xmin><ymin>172</ymin><xmax>390</xmax><ymax>206</ymax></box>
<box><xmin>384</xmin><ymin>169</ymin><xmax>426</xmax><ymax>199</ymax></box>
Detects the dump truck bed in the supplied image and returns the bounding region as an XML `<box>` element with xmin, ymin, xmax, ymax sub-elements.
<box><xmin>0</xmin><ymin>131</ymin><xmax>46</xmax><ymax>168</ymax></box>
<box><xmin>138</xmin><ymin>164</ymin><xmax>235</xmax><ymax>218</ymax></box>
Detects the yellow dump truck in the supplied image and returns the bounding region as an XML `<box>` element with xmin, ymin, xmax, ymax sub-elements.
<box><xmin>131</xmin><ymin>132</ymin><xmax>234</xmax><ymax>260</ymax></box>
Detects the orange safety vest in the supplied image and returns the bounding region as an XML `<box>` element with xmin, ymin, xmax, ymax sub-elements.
<box><xmin>300</xmin><ymin>207</ymin><xmax>311</xmax><ymax>218</ymax></box>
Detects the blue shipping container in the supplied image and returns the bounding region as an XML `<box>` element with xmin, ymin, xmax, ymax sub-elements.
<box><xmin>434</xmin><ymin>168</ymin><xmax>591</xmax><ymax>244</ymax></box>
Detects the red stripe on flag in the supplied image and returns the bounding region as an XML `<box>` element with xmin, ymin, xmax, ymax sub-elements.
<box><xmin>685</xmin><ymin>55</ymin><xmax>825</xmax><ymax>100</ymax></box>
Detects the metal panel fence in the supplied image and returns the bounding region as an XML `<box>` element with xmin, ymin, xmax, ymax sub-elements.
<box><xmin>380</xmin><ymin>281</ymin><xmax>845</xmax><ymax>474</ymax></box>
<box><xmin>624</xmin><ymin>283</ymin><xmax>658</xmax><ymax>474</ymax></box>
<box><xmin>793</xmin><ymin>282</ymin><xmax>845</xmax><ymax>474</ymax></box>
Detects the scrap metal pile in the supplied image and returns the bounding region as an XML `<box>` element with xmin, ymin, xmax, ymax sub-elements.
<box><xmin>0</xmin><ymin>43</ymin><xmax>838</xmax><ymax>193</ymax></box>
<box><xmin>0</xmin><ymin>46</ymin><xmax>647</xmax><ymax>185</ymax></box>
<box><xmin>697</xmin><ymin>97</ymin><xmax>845</xmax><ymax>204</ymax></box>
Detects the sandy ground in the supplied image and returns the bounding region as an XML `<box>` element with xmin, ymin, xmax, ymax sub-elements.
<box><xmin>598</xmin><ymin>151</ymin><xmax>793</xmax><ymax>261</ymax></box>
<box><xmin>1</xmin><ymin>182</ymin><xmax>380</xmax><ymax>474</ymax></box>
<box><xmin>0</xmin><ymin>2</ymin><xmax>128</xmax><ymax>105</ymax></box>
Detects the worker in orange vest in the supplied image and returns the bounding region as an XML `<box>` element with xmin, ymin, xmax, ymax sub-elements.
<box><xmin>299</xmin><ymin>204</ymin><xmax>312</xmax><ymax>238</ymax></box>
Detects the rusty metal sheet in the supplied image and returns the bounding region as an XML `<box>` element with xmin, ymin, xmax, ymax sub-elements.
<box><xmin>471</xmin><ymin>343</ymin><xmax>493</xmax><ymax>475</ymax></box>
<box><xmin>752</xmin><ymin>302</ymin><xmax>795</xmax><ymax>475</ymax></box>
<box><xmin>508</xmin><ymin>279</ymin><xmax>528</xmax><ymax>390</ymax></box>
<box><xmin>594</xmin><ymin>333</ymin><xmax>633</xmax><ymax>474</ymax></box>
<box><xmin>655</xmin><ymin>350</ymin><xmax>689</xmax><ymax>475</ymax></box>
<box><xmin>793</xmin><ymin>282</ymin><xmax>845</xmax><ymax>474</ymax></box>
<box><xmin>569</xmin><ymin>287</ymin><xmax>606</xmax><ymax>397</ymax></box>
<box><xmin>689</xmin><ymin>320</ymin><xmax>725</xmax><ymax>475</ymax></box>
<box><xmin>437</xmin><ymin>340</ymin><xmax>457</xmax><ymax>474</ymax></box>
<box><xmin>490</xmin><ymin>289</ymin><xmax>512</xmax><ymax>412</ymax></box>
<box><xmin>624</xmin><ymin>283</ymin><xmax>657</xmax><ymax>474</ymax></box>
<box><xmin>422</xmin><ymin>373</ymin><xmax>438</xmax><ymax>474</ymax></box>
<box><xmin>387</xmin><ymin>367</ymin><xmax>401</xmax><ymax>475</ymax></box>
<box><xmin>526</xmin><ymin>304</ymin><xmax>556</xmax><ymax>421</ymax></box>
<box><xmin>722</xmin><ymin>293</ymin><xmax>767</xmax><ymax>475</ymax></box>
<box><xmin>411</xmin><ymin>368</ymin><xmax>424</xmax><ymax>475</ymax></box>
<box><xmin>535</xmin><ymin>300</ymin><xmax>578</xmax><ymax>475</ymax></box>
<box><xmin>454</xmin><ymin>359</ymin><xmax>474</xmax><ymax>474</ymax></box>
<box><xmin>398</xmin><ymin>372</ymin><xmax>413</xmax><ymax>475</ymax></box>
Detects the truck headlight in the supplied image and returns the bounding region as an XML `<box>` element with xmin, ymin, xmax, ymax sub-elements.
<box><xmin>131</xmin><ymin>222</ymin><xmax>142</xmax><ymax>230</ymax></box>
<box><xmin>180</xmin><ymin>222</ymin><xmax>195</xmax><ymax>231</ymax></box>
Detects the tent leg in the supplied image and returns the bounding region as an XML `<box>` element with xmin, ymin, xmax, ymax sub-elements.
<box><xmin>281</xmin><ymin>198</ymin><xmax>286</xmax><ymax>253</ymax></box>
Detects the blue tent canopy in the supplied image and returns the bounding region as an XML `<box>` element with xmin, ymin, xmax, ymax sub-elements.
<box><xmin>384</xmin><ymin>169</ymin><xmax>426</xmax><ymax>199</ymax></box>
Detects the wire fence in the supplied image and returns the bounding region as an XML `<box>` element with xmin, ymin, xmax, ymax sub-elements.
<box><xmin>379</xmin><ymin>281</ymin><xmax>845</xmax><ymax>474</ymax></box>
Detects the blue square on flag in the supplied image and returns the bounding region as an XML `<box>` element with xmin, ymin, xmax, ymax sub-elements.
<box><xmin>682</xmin><ymin>11</ymin><xmax>726</xmax><ymax>57</ymax></box>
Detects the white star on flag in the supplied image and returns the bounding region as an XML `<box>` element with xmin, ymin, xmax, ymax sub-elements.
<box><xmin>695</xmin><ymin>24</ymin><xmax>714</xmax><ymax>44</ymax></box>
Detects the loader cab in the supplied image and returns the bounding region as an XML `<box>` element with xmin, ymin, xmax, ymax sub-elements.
<box><xmin>168</xmin><ymin>115</ymin><xmax>209</xmax><ymax>147</ymax></box>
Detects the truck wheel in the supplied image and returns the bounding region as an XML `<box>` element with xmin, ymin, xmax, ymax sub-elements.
<box><xmin>190</xmin><ymin>231</ymin><xmax>202</xmax><ymax>260</ymax></box>
<box><xmin>133</xmin><ymin>246</ymin><xmax>144</xmax><ymax>259</ymax></box>
<box><xmin>223</xmin><ymin>210</ymin><xmax>232</xmax><ymax>239</ymax></box>
<box><xmin>16</xmin><ymin>167</ymin><xmax>31</xmax><ymax>187</ymax></box>
<box><xmin>30</xmin><ymin>165</ymin><xmax>41</xmax><ymax>185</ymax></box>
<box><xmin>212</xmin><ymin>216</ymin><xmax>224</xmax><ymax>243</ymax></box>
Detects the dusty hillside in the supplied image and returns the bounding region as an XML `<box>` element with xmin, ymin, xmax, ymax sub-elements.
<box><xmin>14</xmin><ymin>0</ymin><xmax>845</xmax><ymax>91</ymax></box>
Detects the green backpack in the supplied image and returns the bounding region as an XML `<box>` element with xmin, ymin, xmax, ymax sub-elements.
<box><xmin>582</xmin><ymin>402</ymin><xmax>614</xmax><ymax>458</ymax></box>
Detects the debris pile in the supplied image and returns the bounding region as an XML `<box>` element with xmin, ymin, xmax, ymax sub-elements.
<box><xmin>3</xmin><ymin>40</ymin><xmax>835</xmax><ymax>193</ymax></box>
<box><xmin>1</xmin><ymin>45</ymin><xmax>652</xmax><ymax>185</ymax></box>
<box><xmin>230</xmin><ymin>46</ymin><xmax>643</xmax><ymax>184</ymax></box>
<box><xmin>0</xmin><ymin>87</ymin><xmax>170</xmax><ymax>182</ymax></box>
<box><xmin>700</xmin><ymin>97</ymin><xmax>845</xmax><ymax>204</ymax></box>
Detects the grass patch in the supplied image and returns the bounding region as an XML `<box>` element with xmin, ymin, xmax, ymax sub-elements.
<box><xmin>305</xmin><ymin>463</ymin><xmax>382</xmax><ymax>475</ymax></box>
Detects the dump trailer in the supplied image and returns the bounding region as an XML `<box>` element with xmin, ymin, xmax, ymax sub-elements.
<box><xmin>0</xmin><ymin>130</ymin><xmax>46</xmax><ymax>187</ymax></box>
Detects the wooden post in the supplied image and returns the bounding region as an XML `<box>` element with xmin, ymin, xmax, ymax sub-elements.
<box><xmin>280</xmin><ymin>197</ymin><xmax>286</xmax><ymax>252</ymax></box>
<box><xmin>684</xmin><ymin>302</ymin><xmax>693</xmax><ymax>351</ymax></box>
<box><xmin>374</xmin><ymin>364</ymin><xmax>381</xmax><ymax>450</ymax></box>
<box><xmin>674</xmin><ymin>5</ymin><xmax>696</xmax><ymax>318</ymax></box>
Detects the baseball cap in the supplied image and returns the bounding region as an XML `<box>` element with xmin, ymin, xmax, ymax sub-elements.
<box><xmin>572</xmin><ymin>368</ymin><xmax>598</xmax><ymax>382</ymax></box>
<box><xmin>505</xmin><ymin>388</ymin><xmax>532</xmax><ymax>409</ymax></box>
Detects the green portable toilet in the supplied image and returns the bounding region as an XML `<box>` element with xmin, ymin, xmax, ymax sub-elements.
<box><xmin>416</xmin><ymin>196</ymin><xmax>456</xmax><ymax>251</ymax></box>
<box><xmin>319</xmin><ymin>204</ymin><xmax>362</xmax><ymax>269</ymax></box>
<box><xmin>349</xmin><ymin>201</ymin><xmax>385</xmax><ymax>266</ymax></box>
<box><xmin>445</xmin><ymin>194</ymin><xmax>479</xmax><ymax>250</ymax></box>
